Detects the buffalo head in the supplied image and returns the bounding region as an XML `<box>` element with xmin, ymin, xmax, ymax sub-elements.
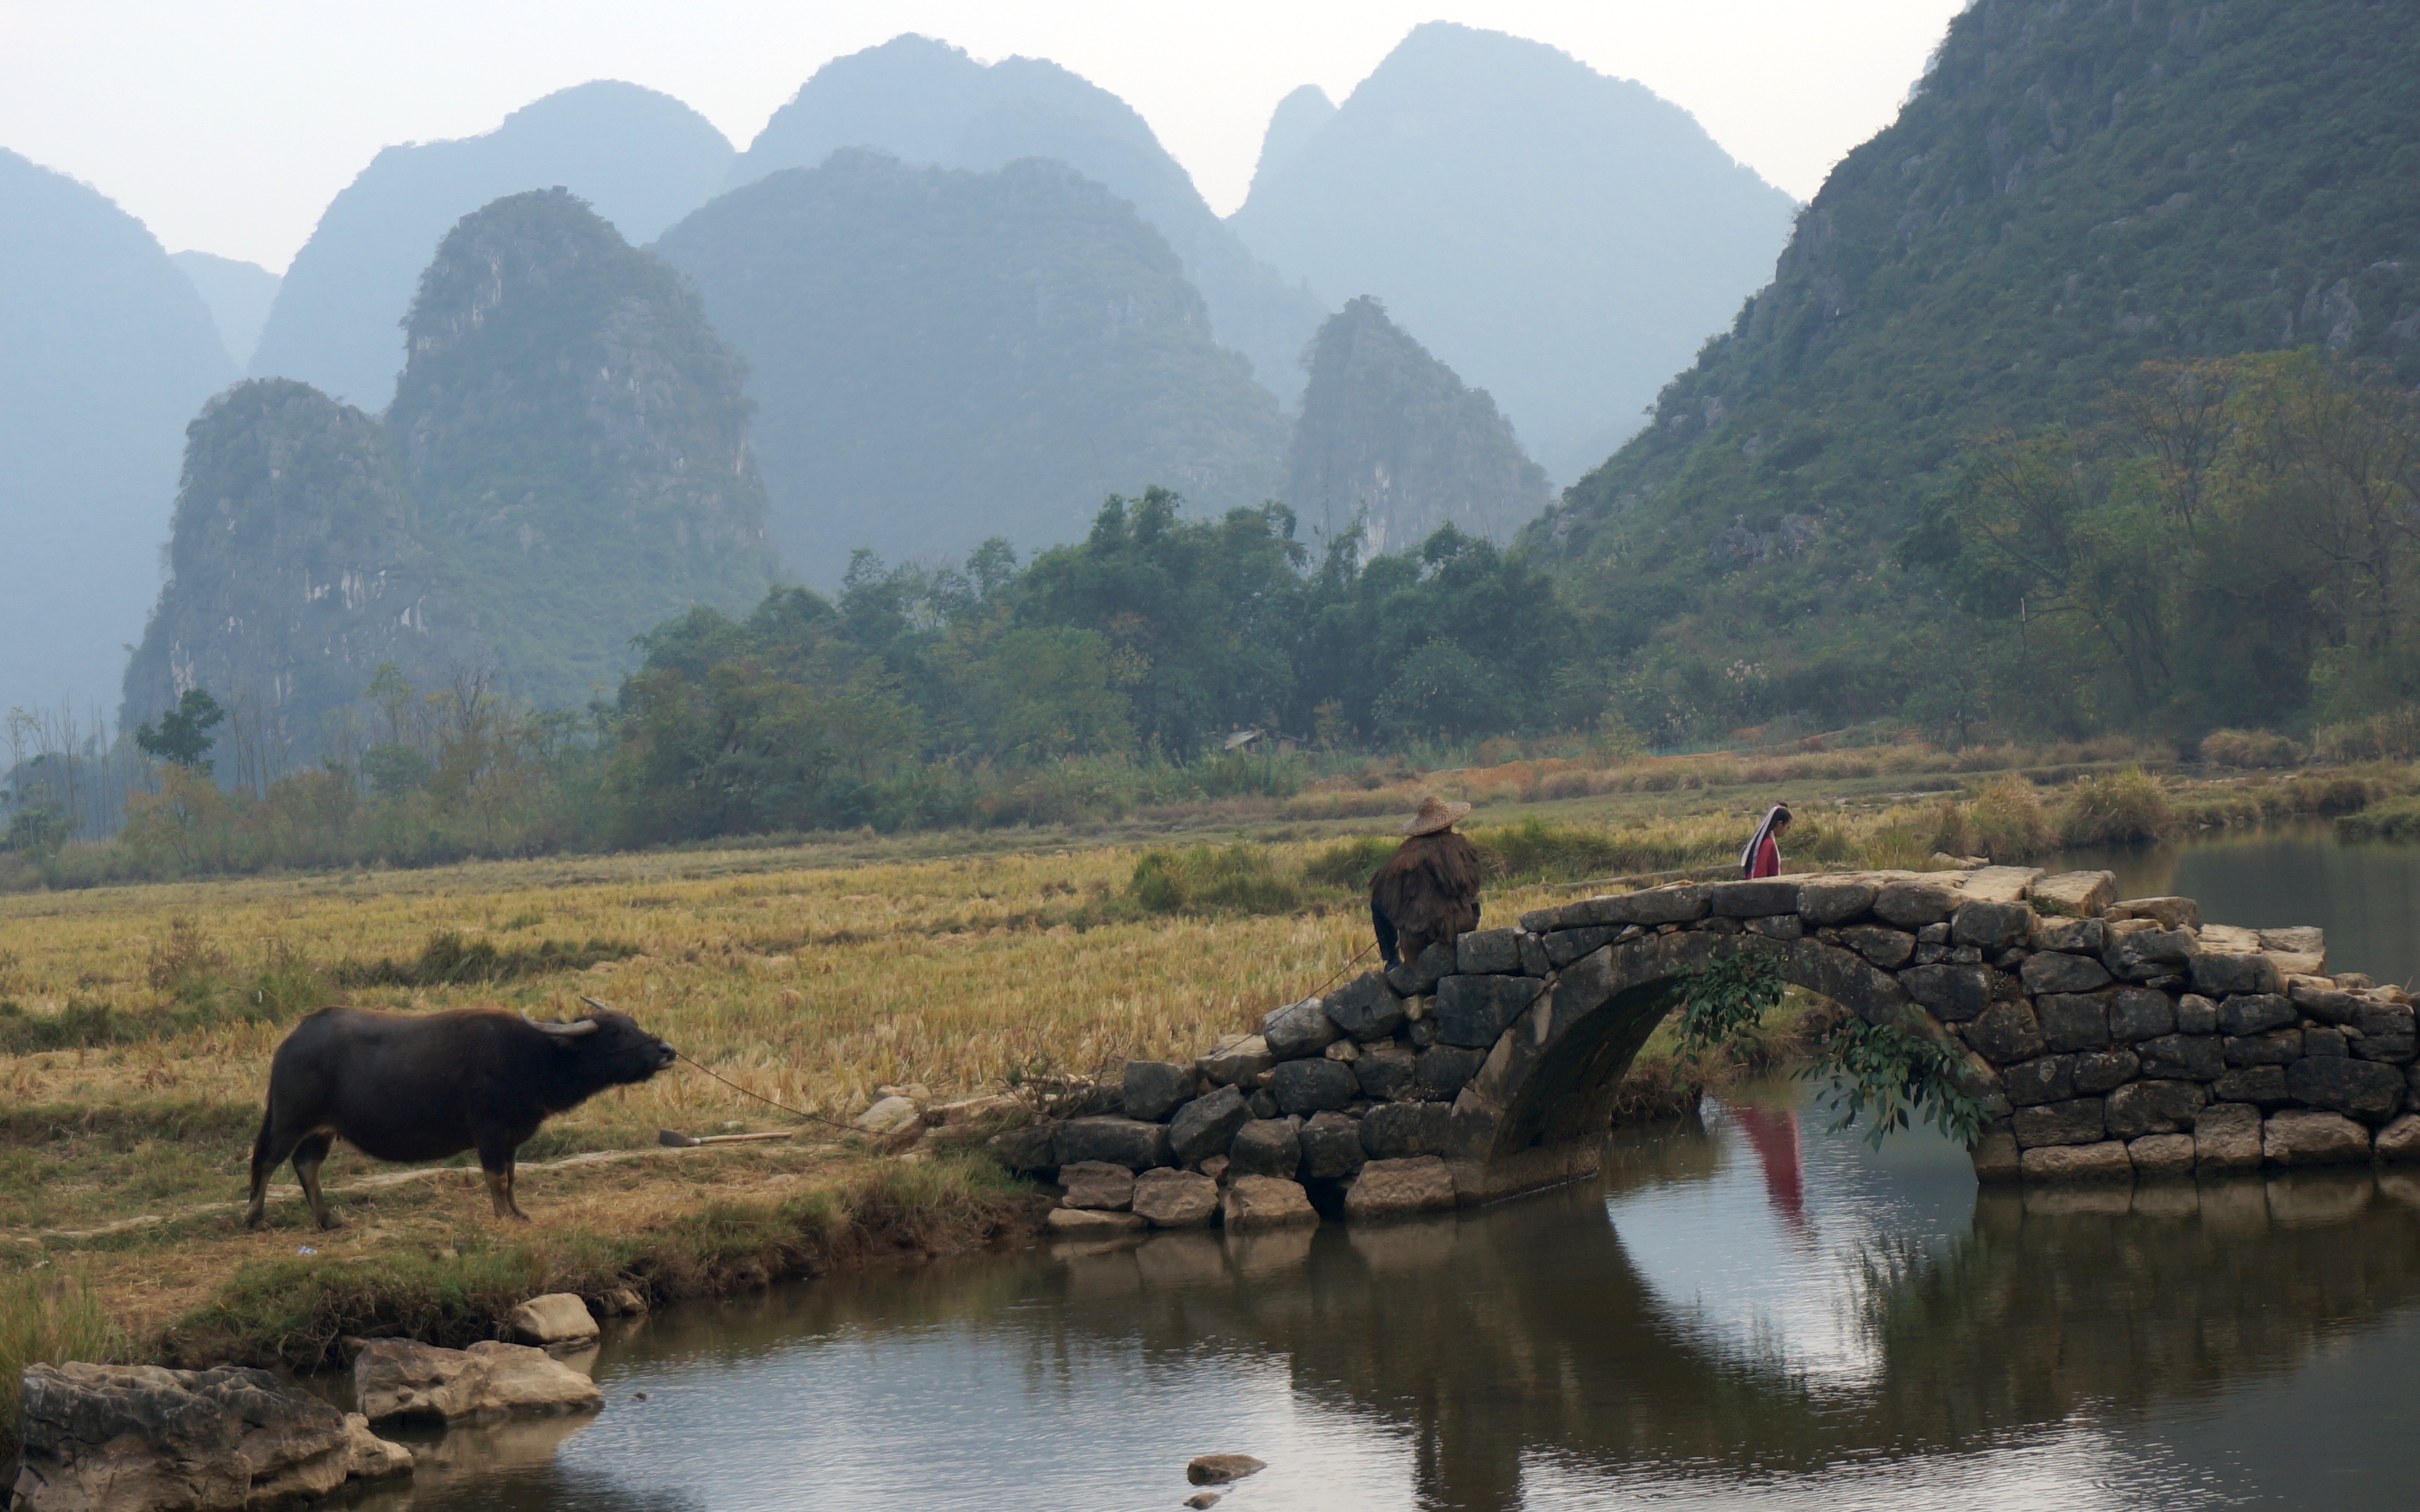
<box><xmin>526</xmin><ymin>1004</ymin><xmax>676</xmax><ymax>1085</ymax></box>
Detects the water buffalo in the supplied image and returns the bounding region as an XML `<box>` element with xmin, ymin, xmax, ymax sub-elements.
<box><xmin>244</xmin><ymin>1003</ymin><xmax>676</xmax><ymax>1229</ymax></box>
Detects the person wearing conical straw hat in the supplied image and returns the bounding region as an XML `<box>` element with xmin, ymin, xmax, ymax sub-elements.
<box><xmin>1371</xmin><ymin>794</ymin><xmax>1482</xmax><ymax>969</ymax></box>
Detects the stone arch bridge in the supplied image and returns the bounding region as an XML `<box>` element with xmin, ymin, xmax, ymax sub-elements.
<box><xmin>995</xmin><ymin>866</ymin><xmax>2420</xmax><ymax>1226</ymax></box>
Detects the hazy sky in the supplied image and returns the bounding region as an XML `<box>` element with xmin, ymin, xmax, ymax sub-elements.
<box><xmin>0</xmin><ymin>1</ymin><xmax>1966</xmax><ymax>272</ymax></box>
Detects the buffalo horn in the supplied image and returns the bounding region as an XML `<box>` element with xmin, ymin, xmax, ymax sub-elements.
<box><xmin>522</xmin><ymin>1011</ymin><xmax>600</xmax><ymax>1038</ymax></box>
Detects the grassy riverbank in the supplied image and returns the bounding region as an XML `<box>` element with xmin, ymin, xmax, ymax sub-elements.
<box><xmin>3</xmin><ymin>748</ymin><xmax>2415</xmax><ymax>1466</ymax></box>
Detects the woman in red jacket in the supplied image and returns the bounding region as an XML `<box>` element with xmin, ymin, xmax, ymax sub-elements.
<box><xmin>1742</xmin><ymin>804</ymin><xmax>1792</xmax><ymax>879</ymax></box>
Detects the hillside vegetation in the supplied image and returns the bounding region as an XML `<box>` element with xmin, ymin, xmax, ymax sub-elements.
<box><xmin>1528</xmin><ymin>0</ymin><xmax>2420</xmax><ymax>746</ymax></box>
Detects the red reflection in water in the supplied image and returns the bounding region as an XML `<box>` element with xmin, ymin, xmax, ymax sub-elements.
<box><xmin>1725</xmin><ymin>1101</ymin><xmax>1807</xmax><ymax>1230</ymax></box>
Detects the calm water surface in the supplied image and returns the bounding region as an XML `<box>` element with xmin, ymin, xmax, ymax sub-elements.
<box><xmin>354</xmin><ymin>829</ymin><xmax>2420</xmax><ymax>1512</ymax></box>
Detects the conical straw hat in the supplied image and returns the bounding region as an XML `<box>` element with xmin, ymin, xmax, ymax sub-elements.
<box><xmin>1403</xmin><ymin>794</ymin><xmax>1473</xmax><ymax>835</ymax></box>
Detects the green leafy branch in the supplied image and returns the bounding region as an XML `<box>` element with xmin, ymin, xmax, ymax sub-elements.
<box><xmin>1671</xmin><ymin>951</ymin><xmax>1785</xmax><ymax>1068</ymax></box>
<box><xmin>1800</xmin><ymin>1017</ymin><xmax>1990</xmax><ymax>1149</ymax></box>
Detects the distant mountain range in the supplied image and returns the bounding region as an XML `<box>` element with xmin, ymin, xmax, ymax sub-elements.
<box><xmin>125</xmin><ymin>191</ymin><xmax>775</xmax><ymax>746</ymax></box>
<box><xmin>0</xmin><ymin>149</ymin><xmax>231</xmax><ymax>715</ymax></box>
<box><xmin>657</xmin><ymin>150</ymin><xmax>1291</xmax><ymax>583</ymax></box>
<box><xmin>247</xmin><ymin>81</ymin><xmax>734</xmax><ymax>409</ymax></box>
<box><xmin>169</xmin><ymin>251</ymin><xmax>281</xmax><ymax>368</ymax></box>
<box><xmin>1230</xmin><ymin>22</ymin><xmax>1799</xmax><ymax>483</ymax></box>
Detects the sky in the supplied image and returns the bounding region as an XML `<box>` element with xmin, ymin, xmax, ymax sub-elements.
<box><xmin>0</xmin><ymin>1</ymin><xmax>1967</xmax><ymax>273</ymax></box>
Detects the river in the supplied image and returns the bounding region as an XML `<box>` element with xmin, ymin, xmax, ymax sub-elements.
<box><xmin>351</xmin><ymin>826</ymin><xmax>2420</xmax><ymax>1511</ymax></box>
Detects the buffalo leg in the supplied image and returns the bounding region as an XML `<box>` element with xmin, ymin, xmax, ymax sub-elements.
<box><xmin>245</xmin><ymin>1114</ymin><xmax>315</xmax><ymax>1229</ymax></box>
<box><xmin>478</xmin><ymin>1137</ymin><xmax>528</xmax><ymax>1222</ymax></box>
<box><xmin>292</xmin><ymin>1131</ymin><xmax>339</xmax><ymax>1230</ymax></box>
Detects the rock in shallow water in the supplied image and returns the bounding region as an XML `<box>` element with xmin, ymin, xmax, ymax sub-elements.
<box><xmin>354</xmin><ymin>1338</ymin><xmax>602</xmax><ymax>1425</ymax></box>
<box><xmin>1131</xmin><ymin>1168</ymin><xmax>1220</xmax><ymax>1228</ymax></box>
<box><xmin>1187</xmin><ymin>1453</ymin><xmax>1267</xmax><ymax>1485</ymax></box>
<box><xmin>13</xmin><ymin>1361</ymin><xmax>413</xmax><ymax>1512</ymax></box>
<box><xmin>507</xmin><ymin>1292</ymin><xmax>598</xmax><ymax>1347</ymax></box>
<box><xmin>1222</xmin><ymin>1176</ymin><xmax>1317</xmax><ymax>1232</ymax></box>
<box><xmin>1058</xmin><ymin>1160</ymin><xmax>1136</xmax><ymax>1210</ymax></box>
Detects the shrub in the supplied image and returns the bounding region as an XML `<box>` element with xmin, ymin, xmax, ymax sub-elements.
<box><xmin>2337</xmin><ymin>795</ymin><xmax>2420</xmax><ymax>843</ymax></box>
<box><xmin>1126</xmin><ymin>845</ymin><xmax>1303</xmax><ymax>917</ymax></box>
<box><xmin>2200</xmin><ymin>728</ymin><xmax>2304</xmax><ymax>769</ymax></box>
<box><xmin>2312</xmin><ymin>706</ymin><xmax>2420</xmax><ymax>764</ymax></box>
<box><xmin>1302</xmin><ymin>835</ymin><xmax>1399</xmax><ymax>891</ymax></box>
<box><xmin>0</xmin><ymin>1268</ymin><xmax>123</xmax><ymax>1463</ymax></box>
<box><xmin>1966</xmin><ymin>774</ymin><xmax>2057</xmax><ymax>860</ymax></box>
<box><xmin>2059</xmin><ymin>766</ymin><xmax>2174</xmax><ymax>845</ymax></box>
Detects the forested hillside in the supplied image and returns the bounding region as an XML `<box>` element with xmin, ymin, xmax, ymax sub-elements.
<box><xmin>1231</xmin><ymin>22</ymin><xmax>1797</xmax><ymax>480</ymax></box>
<box><xmin>170</xmin><ymin>251</ymin><xmax>280</xmax><ymax>368</ymax></box>
<box><xmin>249</xmin><ymin>82</ymin><xmax>732</xmax><ymax>408</ymax></box>
<box><xmin>0</xmin><ymin>149</ymin><xmax>232</xmax><ymax>715</ymax></box>
<box><xmin>656</xmin><ymin>151</ymin><xmax>1292</xmax><ymax>583</ymax></box>
<box><xmin>1531</xmin><ymin>0</ymin><xmax>2420</xmax><ymax>745</ymax></box>
<box><xmin>1287</xmin><ymin>297</ymin><xmax>1549</xmax><ymax>552</ymax></box>
<box><xmin>732</xmin><ymin>35</ymin><xmax>1325</xmax><ymax>400</ymax></box>
<box><xmin>121</xmin><ymin>380</ymin><xmax>477</xmax><ymax>752</ymax></box>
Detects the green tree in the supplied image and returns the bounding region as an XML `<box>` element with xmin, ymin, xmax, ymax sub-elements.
<box><xmin>134</xmin><ymin>690</ymin><xmax>225</xmax><ymax>772</ymax></box>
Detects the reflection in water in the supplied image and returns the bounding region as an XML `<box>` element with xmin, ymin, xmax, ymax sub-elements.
<box><xmin>362</xmin><ymin>1081</ymin><xmax>2420</xmax><ymax>1512</ymax></box>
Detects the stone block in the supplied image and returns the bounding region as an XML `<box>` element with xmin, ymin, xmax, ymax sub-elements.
<box><xmin>2128</xmin><ymin>1132</ymin><xmax>2198</xmax><ymax>1177</ymax></box>
<box><xmin>2285</xmin><ymin>1056</ymin><xmax>2405</xmax><ymax>1121</ymax></box>
<box><xmin>2194</xmin><ymin>1103</ymin><xmax>2264</xmax><ymax>1171</ymax></box>
<box><xmin>1325</xmin><ymin>973</ymin><xmax>1407</xmax><ymax>1042</ymax></box>
<box><xmin>2013</xmin><ymin>1097</ymin><xmax>2106</xmax><ymax>1148</ymax></box>
<box><xmin>1354</xmin><ymin>1042</ymin><xmax>1420</xmax><ymax>1101</ymax></box>
<box><xmin>1900</xmin><ymin>963</ymin><xmax>1991</xmax><ymax>1022</ymax></box>
<box><xmin>356</xmin><ymin>1339</ymin><xmax>600</xmax><ymax>1425</ymax></box>
<box><xmin>1710</xmin><ymin>878</ymin><xmax>1802</xmax><ymax>917</ymax></box>
<box><xmin>2110</xmin><ymin>896</ymin><xmax>2201</xmax><ymax>930</ymax></box>
<box><xmin>2106</xmin><ymin>1079</ymin><xmax>2206</xmax><ymax>1138</ymax></box>
<box><xmin>2355</xmin><ymin>1001</ymin><xmax>2417</xmax><ymax>1051</ymax></box>
<box><xmin>2104</xmin><ymin>926</ymin><xmax>2198</xmax><ymax>981</ymax></box>
<box><xmin>2004</xmin><ymin>1055</ymin><xmax>2076</xmax><ymax>1107</ymax></box>
<box><xmin>1270</xmin><ymin>1057</ymin><xmax>1359</xmax><ymax>1116</ymax></box>
<box><xmin>1298</xmin><ymin>1112</ymin><xmax>1367</xmax><ymax>1181</ymax></box>
<box><xmin>2193</xmin><ymin>950</ymin><xmax>2283</xmax><ymax>998</ymax></box>
<box><xmin>1058</xmin><ymin>1161</ymin><xmax>1137</xmax><ymax>1210</ymax></box>
<box><xmin>2107</xmin><ymin>988</ymin><xmax>2175</xmax><ymax>1043</ymax></box>
<box><xmin>1842</xmin><ymin>926</ymin><xmax>1916</xmax><ymax>968</ymax></box>
<box><xmin>1223</xmin><ymin>1175</ymin><xmax>1317</xmax><ymax>1231</ymax></box>
<box><xmin>1385</xmin><ymin>942</ymin><xmax>1457</xmax><ymax>998</ymax></box>
<box><xmin>1746</xmin><ymin>915</ymin><xmax>1805</xmax><ymax>941</ymax></box>
<box><xmin>1227</xmin><ymin>1118</ymin><xmax>1303</xmax><ymax>1178</ymax></box>
<box><xmin>2036</xmin><ymin>993</ymin><xmax>2111</xmax><ymax>1052</ymax></box>
<box><xmin>2217</xmin><ymin>993</ymin><xmax>2295</xmax><ymax>1036</ymax></box>
<box><xmin>1130</xmin><ymin>1169</ymin><xmax>1220</xmax><ymax>1228</ymax></box>
<box><xmin>2373</xmin><ymin>1113</ymin><xmax>2420</xmax><ymax>1163</ymax></box>
<box><xmin>1543</xmin><ymin>925</ymin><xmax>1618</xmax><ymax>968</ymax></box>
<box><xmin>492</xmin><ymin>1292</ymin><xmax>595</xmax><ymax>1350</ymax></box>
<box><xmin>988</xmin><ymin>1124</ymin><xmax>1057</xmax><ymax>1174</ymax></box>
<box><xmin>1952</xmin><ymin>900</ymin><xmax>2035</xmax><ymax>949</ymax></box>
<box><xmin>1262</xmin><ymin>999</ymin><xmax>1342</xmax><ymax>1061</ymax></box>
<box><xmin>2023</xmin><ymin>951</ymin><xmax>2113</xmax><ymax>995</ymax></box>
<box><xmin>1970</xmin><ymin>1122</ymin><xmax>2022</xmax><ymax>1182</ymax></box>
<box><xmin>1519</xmin><ymin>933</ymin><xmax>1552</xmax><ymax>975</ymax></box>
<box><xmin>2264</xmin><ymin>1110</ymin><xmax>2372</xmax><ymax>1166</ymax></box>
<box><xmin>1604</xmin><ymin>883</ymin><xmax>1711</xmax><ymax>925</ymax></box>
<box><xmin>2021</xmin><ymin>1141</ymin><xmax>2132</xmax><ymax>1181</ymax></box>
<box><xmin>2288</xmin><ymin>977</ymin><xmax>2360</xmax><ymax>1023</ymax></box>
<box><xmin>1958</xmin><ymin>866</ymin><xmax>2044</xmax><ymax>903</ymax></box>
<box><xmin>1121</xmin><ymin>1061</ymin><xmax>1195</xmax><ymax>1122</ymax></box>
<box><xmin>2303</xmin><ymin>1026</ymin><xmax>2348</xmax><ymax>1058</ymax></box>
<box><xmin>1360</xmin><ymin>1101</ymin><xmax>1455</xmax><ymax>1159</ymax></box>
<box><xmin>1432</xmin><ymin>974</ymin><xmax>1544</xmax><ymax>1049</ymax></box>
<box><xmin>1415</xmin><ymin>1045</ymin><xmax>1486</xmax><ymax>1099</ymax></box>
<box><xmin>1456</xmin><ymin>927</ymin><xmax>1524</xmax><ymax>975</ymax></box>
<box><xmin>2030</xmin><ymin>914</ymin><xmax>2107</xmax><ymax>954</ymax></box>
<box><xmin>1200</xmin><ymin>1035</ymin><xmax>1275</xmax><ymax>1086</ymax></box>
<box><xmin>2138</xmin><ymin>1033</ymin><xmax>2224</xmax><ymax>1082</ymax></box>
<box><xmin>1169</xmin><ymin>1086</ymin><xmax>1252</xmax><ymax>1166</ymax></box>
<box><xmin>2174</xmin><ymin>994</ymin><xmax>2220</xmax><ymax>1034</ymax></box>
<box><xmin>1962</xmin><ymin>1000</ymin><xmax>2048</xmax><ymax>1066</ymax></box>
<box><xmin>2224</xmin><ymin>1030</ymin><xmax>2302</xmax><ymax>1067</ymax></box>
<box><xmin>1344</xmin><ymin>1156</ymin><xmax>1458</xmax><ymax>1219</ymax></box>
<box><xmin>1055</xmin><ymin>1116</ymin><xmax>1171</xmax><ymax>1170</ymax></box>
<box><xmin>2030</xmin><ymin>870</ymin><xmax>2116</xmax><ymax>919</ymax></box>
<box><xmin>1874</xmin><ymin>880</ymin><xmax>1959</xmax><ymax>927</ymax></box>
<box><xmin>2213</xmin><ymin>1066</ymin><xmax>2289</xmax><ymax>1106</ymax></box>
<box><xmin>2261</xmin><ymin>925</ymin><xmax>2325</xmax><ymax>956</ymax></box>
<box><xmin>1046</xmin><ymin>1206</ymin><xmax>1147</xmax><ymax>1236</ymax></box>
<box><xmin>1797</xmin><ymin>879</ymin><xmax>1879</xmax><ymax>926</ymax></box>
<box><xmin>2074</xmin><ymin>1049</ymin><xmax>2140</xmax><ymax>1094</ymax></box>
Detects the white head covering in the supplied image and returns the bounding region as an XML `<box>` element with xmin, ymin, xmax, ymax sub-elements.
<box><xmin>1740</xmin><ymin>805</ymin><xmax>1789</xmax><ymax>875</ymax></box>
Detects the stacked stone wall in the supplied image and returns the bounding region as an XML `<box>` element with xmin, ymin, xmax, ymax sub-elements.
<box><xmin>993</xmin><ymin>864</ymin><xmax>2420</xmax><ymax>1225</ymax></box>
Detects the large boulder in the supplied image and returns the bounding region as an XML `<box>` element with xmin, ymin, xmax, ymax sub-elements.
<box><xmin>1454</xmin><ymin>927</ymin><xmax>1524</xmax><ymax>973</ymax></box>
<box><xmin>2193</xmin><ymin>1102</ymin><xmax>2263</xmax><ymax>1171</ymax></box>
<box><xmin>352</xmin><ymin>1339</ymin><xmax>602</xmax><ymax>1425</ymax></box>
<box><xmin>2263</xmin><ymin>1109</ymin><xmax>2372</xmax><ymax>1166</ymax></box>
<box><xmin>506</xmin><ymin>1293</ymin><xmax>598</xmax><ymax>1348</ymax></box>
<box><xmin>1360</xmin><ymin>1102</ymin><xmax>1455</xmax><ymax>1159</ymax></box>
<box><xmin>1129</xmin><ymin>1168</ymin><xmax>1220</xmax><ymax>1228</ymax></box>
<box><xmin>1222</xmin><ymin>1175</ymin><xmax>1317</xmax><ymax>1231</ymax></box>
<box><xmin>1298</xmin><ymin>1112</ymin><xmax>1367</xmax><ymax>1181</ymax></box>
<box><xmin>1354</xmin><ymin>1041</ymin><xmax>1420</xmax><ymax>1101</ymax></box>
<box><xmin>1198</xmin><ymin>1034</ymin><xmax>1276</xmax><ymax>1086</ymax></box>
<box><xmin>1121</xmin><ymin>1060</ymin><xmax>1195</xmax><ymax>1121</ymax></box>
<box><xmin>1262</xmin><ymin>998</ymin><xmax>1342</xmax><ymax>1060</ymax></box>
<box><xmin>2029</xmin><ymin>870</ymin><xmax>2116</xmax><ymax>919</ymax></box>
<box><xmin>1058</xmin><ymin>1160</ymin><xmax>1136</xmax><ymax>1210</ymax></box>
<box><xmin>1343</xmin><ymin>1156</ymin><xmax>1458</xmax><ymax>1219</ymax></box>
<box><xmin>13</xmin><ymin>1362</ymin><xmax>413</xmax><ymax>1512</ymax></box>
<box><xmin>1323</xmin><ymin>973</ymin><xmax>1407</xmax><ymax>1041</ymax></box>
<box><xmin>1269</xmin><ymin>1057</ymin><xmax>1359</xmax><ymax>1116</ymax></box>
<box><xmin>1168</xmin><ymin>1086</ymin><xmax>1252</xmax><ymax>1166</ymax></box>
<box><xmin>1227</xmin><ymin>1118</ymin><xmax>1304</xmax><ymax>1178</ymax></box>
<box><xmin>1053</xmin><ymin>1116</ymin><xmax>1171</xmax><ymax>1170</ymax></box>
<box><xmin>2285</xmin><ymin>1056</ymin><xmax>2406</xmax><ymax>1121</ymax></box>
